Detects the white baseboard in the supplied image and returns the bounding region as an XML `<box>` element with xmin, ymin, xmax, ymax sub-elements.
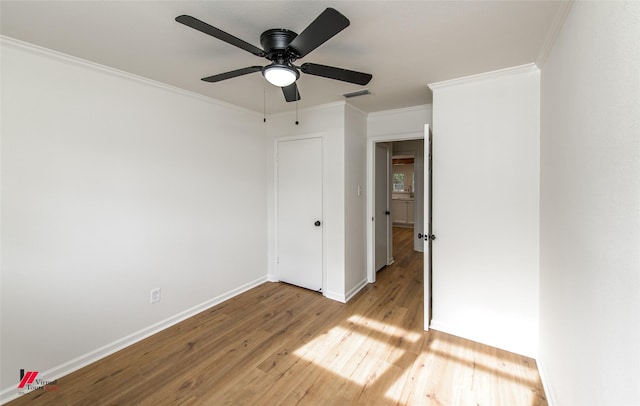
<box><xmin>428</xmin><ymin>319</ymin><xmax>453</xmax><ymax>336</ymax></box>
<box><xmin>345</xmin><ymin>278</ymin><xmax>369</xmax><ymax>302</ymax></box>
<box><xmin>429</xmin><ymin>319</ymin><xmax>536</xmax><ymax>359</ymax></box>
<box><xmin>323</xmin><ymin>290</ymin><xmax>346</xmax><ymax>303</ymax></box>
<box><xmin>536</xmin><ymin>357</ymin><xmax>556</xmax><ymax>406</ymax></box>
<box><xmin>0</xmin><ymin>276</ymin><xmax>268</xmax><ymax>405</ymax></box>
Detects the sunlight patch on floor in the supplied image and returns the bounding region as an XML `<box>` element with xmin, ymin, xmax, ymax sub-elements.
<box><xmin>293</xmin><ymin>324</ymin><xmax>402</xmax><ymax>386</ymax></box>
<box><xmin>385</xmin><ymin>336</ymin><xmax>542</xmax><ymax>405</ymax></box>
<box><xmin>347</xmin><ymin>315</ymin><xmax>421</xmax><ymax>342</ymax></box>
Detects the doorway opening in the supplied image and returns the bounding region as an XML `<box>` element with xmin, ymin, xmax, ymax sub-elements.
<box><xmin>374</xmin><ymin>145</ymin><xmax>420</xmax><ymax>273</ymax></box>
<box><xmin>391</xmin><ymin>153</ymin><xmax>416</xmax><ymax>232</ymax></box>
<box><xmin>366</xmin><ymin>128</ymin><xmax>431</xmax><ymax>330</ymax></box>
<box><xmin>372</xmin><ymin>139</ymin><xmax>424</xmax><ymax>272</ymax></box>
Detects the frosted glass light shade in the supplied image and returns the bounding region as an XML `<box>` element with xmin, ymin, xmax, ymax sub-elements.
<box><xmin>263</xmin><ymin>65</ymin><xmax>298</xmax><ymax>87</ymax></box>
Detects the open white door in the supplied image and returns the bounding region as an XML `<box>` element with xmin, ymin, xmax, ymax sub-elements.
<box><xmin>374</xmin><ymin>143</ymin><xmax>392</xmax><ymax>271</ymax></box>
<box><xmin>423</xmin><ymin>125</ymin><xmax>433</xmax><ymax>330</ymax></box>
<box><xmin>277</xmin><ymin>137</ymin><xmax>323</xmax><ymax>291</ymax></box>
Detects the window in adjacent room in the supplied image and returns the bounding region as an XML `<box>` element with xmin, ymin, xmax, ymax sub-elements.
<box><xmin>393</xmin><ymin>173</ymin><xmax>405</xmax><ymax>191</ymax></box>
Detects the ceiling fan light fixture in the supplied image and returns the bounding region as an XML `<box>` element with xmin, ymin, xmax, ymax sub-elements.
<box><xmin>263</xmin><ymin>64</ymin><xmax>299</xmax><ymax>87</ymax></box>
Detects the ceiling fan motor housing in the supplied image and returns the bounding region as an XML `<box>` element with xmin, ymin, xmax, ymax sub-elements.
<box><xmin>260</xmin><ymin>29</ymin><xmax>299</xmax><ymax>61</ymax></box>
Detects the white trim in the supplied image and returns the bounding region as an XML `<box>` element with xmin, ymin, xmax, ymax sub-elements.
<box><xmin>0</xmin><ymin>275</ymin><xmax>268</xmax><ymax>404</ymax></box>
<box><xmin>429</xmin><ymin>319</ymin><xmax>536</xmax><ymax>359</ymax></box>
<box><xmin>345</xmin><ymin>278</ymin><xmax>369</xmax><ymax>303</ymax></box>
<box><xmin>428</xmin><ymin>64</ymin><xmax>539</xmax><ymax>91</ymax></box>
<box><xmin>368</xmin><ymin>104</ymin><xmax>432</xmax><ymax>118</ymax></box>
<box><xmin>368</xmin><ymin>132</ymin><xmax>424</xmax><ymax>143</ymax></box>
<box><xmin>323</xmin><ymin>290</ymin><xmax>346</xmax><ymax>303</ymax></box>
<box><xmin>366</xmin><ymin>132</ymin><xmax>424</xmax><ymax>284</ymax></box>
<box><xmin>536</xmin><ymin>358</ymin><xmax>557</xmax><ymax>406</ymax></box>
<box><xmin>0</xmin><ymin>35</ymin><xmax>262</xmax><ymax>118</ymax></box>
<box><xmin>536</xmin><ymin>0</ymin><xmax>575</xmax><ymax>68</ymax></box>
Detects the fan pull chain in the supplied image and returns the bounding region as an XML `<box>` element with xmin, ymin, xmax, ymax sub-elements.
<box><xmin>263</xmin><ymin>80</ymin><xmax>267</xmax><ymax>123</ymax></box>
<box><xmin>295</xmin><ymin>90</ymin><xmax>299</xmax><ymax>125</ymax></box>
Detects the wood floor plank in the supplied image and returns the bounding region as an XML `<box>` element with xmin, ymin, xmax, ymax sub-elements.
<box><xmin>8</xmin><ymin>227</ymin><xmax>547</xmax><ymax>405</ymax></box>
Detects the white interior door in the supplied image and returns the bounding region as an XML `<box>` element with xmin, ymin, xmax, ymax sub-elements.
<box><xmin>374</xmin><ymin>143</ymin><xmax>391</xmax><ymax>271</ymax></box>
<box><xmin>423</xmin><ymin>125</ymin><xmax>433</xmax><ymax>330</ymax></box>
<box><xmin>277</xmin><ymin>137</ymin><xmax>323</xmax><ymax>291</ymax></box>
<box><xmin>413</xmin><ymin>142</ymin><xmax>425</xmax><ymax>252</ymax></box>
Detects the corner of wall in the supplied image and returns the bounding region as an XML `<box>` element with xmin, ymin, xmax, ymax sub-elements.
<box><xmin>536</xmin><ymin>358</ymin><xmax>557</xmax><ymax>406</ymax></box>
<box><xmin>323</xmin><ymin>290</ymin><xmax>347</xmax><ymax>304</ymax></box>
<box><xmin>345</xmin><ymin>278</ymin><xmax>369</xmax><ymax>303</ymax></box>
<box><xmin>535</xmin><ymin>1</ymin><xmax>576</xmax><ymax>68</ymax></box>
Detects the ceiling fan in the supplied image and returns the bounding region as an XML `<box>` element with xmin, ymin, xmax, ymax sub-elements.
<box><xmin>175</xmin><ymin>8</ymin><xmax>373</xmax><ymax>102</ymax></box>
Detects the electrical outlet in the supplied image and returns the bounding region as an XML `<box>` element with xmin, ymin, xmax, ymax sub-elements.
<box><xmin>150</xmin><ymin>288</ymin><xmax>161</xmax><ymax>304</ymax></box>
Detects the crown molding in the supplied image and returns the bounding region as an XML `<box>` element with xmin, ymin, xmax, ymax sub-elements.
<box><xmin>0</xmin><ymin>35</ymin><xmax>263</xmax><ymax>118</ymax></box>
<box><xmin>536</xmin><ymin>0</ymin><xmax>575</xmax><ymax>68</ymax></box>
<box><xmin>428</xmin><ymin>63</ymin><xmax>539</xmax><ymax>91</ymax></box>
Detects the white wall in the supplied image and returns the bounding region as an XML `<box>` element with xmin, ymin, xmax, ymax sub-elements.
<box><xmin>429</xmin><ymin>65</ymin><xmax>540</xmax><ymax>357</ymax></box>
<box><xmin>344</xmin><ymin>104</ymin><xmax>368</xmax><ymax>299</ymax></box>
<box><xmin>368</xmin><ymin>105</ymin><xmax>432</xmax><ymax>138</ymax></box>
<box><xmin>265</xmin><ymin>102</ymin><xmax>347</xmax><ymax>301</ymax></box>
<box><xmin>0</xmin><ymin>38</ymin><xmax>267</xmax><ymax>400</ymax></box>
<box><xmin>539</xmin><ymin>2</ymin><xmax>640</xmax><ymax>405</ymax></box>
<box><xmin>392</xmin><ymin>140</ymin><xmax>421</xmax><ymax>157</ymax></box>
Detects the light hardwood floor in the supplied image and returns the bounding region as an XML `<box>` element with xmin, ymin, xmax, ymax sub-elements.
<box><xmin>9</xmin><ymin>227</ymin><xmax>547</xmax><ymax>405</ymax></box>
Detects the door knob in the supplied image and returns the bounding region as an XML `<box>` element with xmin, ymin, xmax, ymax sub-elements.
<box><xmin>418</xmin><ymin>233</ymin><xmax>423</xmax><ymax>239</ymax></box>
<box><xmin>385</xmin><ymin>210</ymin><xmax>391</xmax><ymax>215</ymax></box>
<box><xmin>430</xmin><ymin>234</ymin><xmax>436</xmax><ymax>240</ymax></box>
<box><xmin>314</xmin><ymin>220</ymin><xmax>321</xmax><ymax>227</ymax></box>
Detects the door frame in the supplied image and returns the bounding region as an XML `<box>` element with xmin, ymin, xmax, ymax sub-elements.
<box><xmin>274</xmin><ymin>132</ymin><xmax>326</xmax><ymax>295</ymax></box>
<box><xmin>366</xmin><ymin>131</ymin><xmax>424</xmax><ymax>284</ymax></box>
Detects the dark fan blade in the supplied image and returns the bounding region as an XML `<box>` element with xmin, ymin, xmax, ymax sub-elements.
<box><xmin>301</xmin><ymin>63</ymin><xmax>372</xmax><ymax>85</ymax></box>
<box><xmin>202</xmin><ymin>66</ymin><xmax>263</xmax><ymax>82</ymax></box>
<box><xmin>287</xmin><ymin>8</ymin><xmax>350</xmax><ymax>58</ymax></box>
<box><xmin>176</xmin><ymin>15</ymin><xmax>265</xmax><ymax>57</ymax></box>
<box><xmin>282</xmin><ymin>83</ymin><xmax>301</xmax><ymax>102</ymax></box>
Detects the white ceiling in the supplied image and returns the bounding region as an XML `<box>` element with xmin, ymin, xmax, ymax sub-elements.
<box><xmin>0</xmin><ymin>1</ymin><xmax>564</xmax><ymax>114</ymax></box>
